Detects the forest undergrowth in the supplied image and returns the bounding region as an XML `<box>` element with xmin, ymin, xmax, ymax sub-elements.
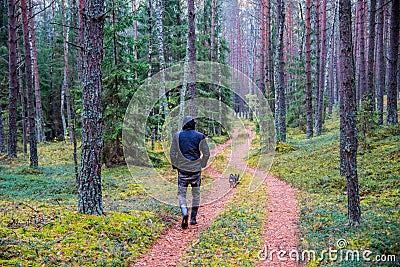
<box><xmin>249</xmin><ymin>114</ymin><xmax>400</xmax><ymax>266</ymax></box>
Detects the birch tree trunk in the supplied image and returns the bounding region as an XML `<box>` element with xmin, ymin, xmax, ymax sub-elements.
<box><xmin>339</xmin><ymin>0</ymin><xmax>361</xmax><ymax>226</ymax></box>
<box><xmin>154</xmin><ymin>0</ymin><xmax>167</xmax><ymax>134</ymax></box>
<box><xmin>29</xmin><ymin>0</ymin><xmax>45</xmax><ymax>142</ymax></box>
<box><xmin>21</xmin><ymin>0</ymin><xmax>38</xmax><ymax>167</ymax></box>
<box><xmin>17</xmin><ymin>38</ymin><xmax>28</xmax><ymax>154</ymax></box>
<box><xmin>61</xmin><ymin>0</ymin><xmax>69</xmax><ymax>139</ymax></box>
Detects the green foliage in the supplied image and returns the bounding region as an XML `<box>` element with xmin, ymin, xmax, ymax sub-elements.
<box><xmin>0</xmin><ymin>141</ymin><xmax>179</xmax><ymax>266</ymax></box>
<box><xmin>275</xmin><ymin>142</ymin><xmax>296</xmax><ymax>153</ymax></box>
<box><xmin>211</xmin><ymin>135</ymin><xmax>229</xmax><ymax>145</ymax></box>
<box><xmin>0</xmin><ymin>204</ymin><xmax>168</xmax><ymax>266</ymax></box>
<box><xmin>250</xmin><ymin>119</ymin><xmax>400</xmax><ymax>266</ymax></box>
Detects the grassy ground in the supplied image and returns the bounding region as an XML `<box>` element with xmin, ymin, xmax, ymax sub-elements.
<box><xmin>249</xmin><ymin>115</ymin><xmax>400</xmax><ymax>266</ymax></box>
<box><xmin>0</xmin><ymin>142</ymin><xmax>179</xmax><ymax>266</ymax></box>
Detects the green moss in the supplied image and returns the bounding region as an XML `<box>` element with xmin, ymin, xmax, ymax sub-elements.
<box><xmin>251</xmin><ymin>119</ymin><xmax>400</xmax><ymax>266</ymax></box>
<box><xmin>0</xmin><ymin>141</ymin><xmax>179</xmax><ymax>266</ymax></box>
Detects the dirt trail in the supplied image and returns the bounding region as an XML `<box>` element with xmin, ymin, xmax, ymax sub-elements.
<box><xmin>131</xmin><ymin>129</ymin><xmax>240</xmax><ymax>267</ymax></box>
<box><xmin>131</xmin><ymin>127</ymin><xmax>300</xmax><ymax>266</ymax></box>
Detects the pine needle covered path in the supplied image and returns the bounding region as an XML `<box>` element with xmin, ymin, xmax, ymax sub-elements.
<box><xmin>131</xmin><ymin>127</ymin><xmax>300</xmax><ymax>266</ymax></box>
<box><xmin>131</xmin><ymin>129</ymin><xmax>237</xmax><ymax>267</ymax></box>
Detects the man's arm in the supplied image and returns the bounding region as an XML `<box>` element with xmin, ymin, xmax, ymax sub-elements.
<box><xmin>170</xmin><ymin>133</ymin><xmax>179</xmax><ymax>169</ymax></box>
<box><xmin>200</xmin><ymin>136</ymin><xmax>210</xmax><ymax>168</ymax></box>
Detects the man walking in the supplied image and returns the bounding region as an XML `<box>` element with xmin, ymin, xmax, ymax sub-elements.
<box><xmin>170</xmin><ymin>116</ymin><xmax>210</xmax><ymax>229</ymax></box>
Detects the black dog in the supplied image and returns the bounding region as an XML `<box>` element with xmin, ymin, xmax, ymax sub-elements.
<box><xmin>229</xmin><ymin>174</ymin><xmax>240</xmax><ymax>188</ymax></box>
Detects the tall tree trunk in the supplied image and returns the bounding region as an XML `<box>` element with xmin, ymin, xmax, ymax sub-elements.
<box><xmin>357</xmin><ymin>0</ymin><xmax>367</xmax><ymax>104</ymax></box>
<box><xmin>64</xmin><ymin>0</ymin><xmax>73</xmax><ymax>143</ymax></box>
<box><xmin>387</xmin><ymin>0</ymin><xmax>399</xmax><ymax>125</ymax></box>
<box><xmin>147</xmin><ymin>0</ymin><xmax>153</xmax><ymax>81</ymax></box>
<box><xmin>314</xmin><ymin>0</ymin><xmax>322</xmax><ymax>135</ymax></box>
<box><xmin>78</xmin><ymin>0</ymin><xmax>105</xmax><ymax>215</ymax></box>
<box><xmin>316</xmin><ymin>0</ymin><xmax>327</xmax><ymax>135</ymax></box>
<box><xmin>217</xmin><ymin>1</ymin><xmax>222</xmax><ymax>135</ymax></box>
<box><xmin>376</xmin><ymin>0</ymin><xmax>385</xmax><ymax>125</ymax></box>
<box><xmin>7</xmin><ymin>0</ymin><xmax>18</xmax><ymax>158</ymax></box>
<box><xmin>175</xmin><ymin>0</ymin><xmax>182</xmax><ymax>61</ymax></box>
<box><xmin>305</xmin><ymin>0</ymin><xmax>313</xmax><ymax>138</ymax></box>
<box><xmin>28</xmin><ymin>0</ymin><xmax>45</xmax><ymax>142</ymax></box>
<box><xmin>17</xmin><ymin>38</ymin><xmax>28</xmax><ymax>154</ymax></box>
<box><xmin>339</xmin><ymin>0</ymin><xmax>361</xmax><ymax>226</ymax></box>
<box><xmin>0</xmin><ymin>106</ymin><xmax>5</xmax><ymax>153</ymax></box>
<box><xmin>267</xmin><ymin>0</ymin><xmax>274</xmax><ymax>111</ymax></box>
<box><xmin>259</xmin><ymin>0</ymin><xmax>266</xmax><ymax>96</ymax></box>
<box><xmin>364</xmin><ymin>0</ymin><xmax>377</xmax><ymax>113</ymax></box>
<box><xmin>154</xmin><ymin>0</ymin><xmax>167</xmax><ymax>134</ymax></box>
<box><xmin>188</xmin><ymin>0</ymin><xmax>197</xmax><ymax>116</ymax></box>
<box><xmin>21</xmin><ymin>0</ymin><xmax>38</xmax><ymax>167</ymax></box>
<box><xmin>133</xmin><ymin>0</ymin><xmax>138</xmax><ymax>79</ymax></box>
<box><xmin>275</xmin><ymin>0</ymin><xmax>286</xmax><ymax>143</ymax></box>
<box><xmin>210</xmin><ymin>0</ymin><xmax>215</xmax><ymax>61</ymax></box>
<box><xmin>61</xmin><ymin>0</ymin><xmax>69</xmax><ymax>139</ymax></box>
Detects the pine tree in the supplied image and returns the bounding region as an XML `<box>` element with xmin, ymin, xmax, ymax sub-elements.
<box><xmin>339</xmin><ymin>0</ymin><xmax>361</xmax><ymax>226</ymax></box>
<box><xmin>78</xmin><ymin>0</ymin><xmax>105</xmax><ymax>215</ymax></box>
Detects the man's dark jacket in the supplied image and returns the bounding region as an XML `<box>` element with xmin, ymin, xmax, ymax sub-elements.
<box><xmin>170</xmin><ymin>117</ymin><xmax>210</xmax><ymax>175</ymax></box>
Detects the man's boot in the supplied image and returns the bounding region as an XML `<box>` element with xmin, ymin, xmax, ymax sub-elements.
<box><xmin>190</xmin><ymin>206</ymin><xmax>198</xmax><ymax>225</ymax></box>
<box><xmin>181</xmin><ymin>205</ymin><xmax>189</xmax><ymax>229</ymax></box>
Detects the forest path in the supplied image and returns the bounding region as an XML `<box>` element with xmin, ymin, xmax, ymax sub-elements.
<box><xmin>131</xmin><ymin>127</ymin><xmax>300</xmax><ymax>266</ymax></box>
<box><xmin>244</xmin><ymin>128</ymin><xmax>300</xmax><ymax>266</ymax></box>
<box><xmin>131</xmin><ymin>128</ymin><xmax>239</xmax><ymax>267</ymax></box>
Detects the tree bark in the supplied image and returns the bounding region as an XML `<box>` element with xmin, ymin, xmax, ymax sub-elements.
<box><xmin>133</xmin><ymin>0</ymin><xmax>138</xmax><ymax>79</ymax></box>
<box><xmin>147</xmin><ymin>0</ymin><xmax>153</xmax><ymax>81</ymax></box>
<box><xmin>314</xmin><ymin>0</ymin><xmax>322</xmax><ymax>135</ymax></box>
<box><xmin>364</xmin><ymin>0</ymin><xmax>377</xmax><ymax>113</ymax></box>
<box><xmin>17</xmin><ymin>38</ymin><xmax>28</xmax><ymax>154</ymax></box>
<box><xmin>387</xmin><ymin>0</ymin><xmax>399</xmax><ymax>125</ymax></box>
<box><xmin>275</xmin><ymin>0</ymin><xmax>286</xmax><ymax>143</ymax></box>
<box><xmin>154</xmin><ymin>0</ymin><xmax>167</xmax><ymax>133</ymax></box>
<box><xmin>267</xmin><ymin>0</ymin><xmax>274</xmax><ymax>111</ymax></box>
<box><xmin>210</xmin><ymin>0</ymin><xmax>216</xmax><ymax>61</ymax></box>
<box><xmin>78</xmin><ymin>0</ymin><xmax>105</xmax><ymax>215</ymax></box>
<box><xmin>21</xmin><ymin>0</ymin><xmax>38</xmax><ymax>167</ymax></box>
<box><xmin>61</xmin><ymin>0</ymin><xmax>70</xmax><ymax>140</ymax></box>
<box><xmin>259</xmin><ymin>0</ymin><xmax>266</xmax><ymax>96</ymax></box>
<box><xmin>376</xmin><ymin>0</ymin><xmax>385</xmax><ymax>125</ymax></box>
<box><xmin>188</xmin><ymin>0</ymin><xmax>197</xmax><ymax>116</ymax></box>
<box><xmin>339</xmin><ymin>0</ymin><xmax>361</xmax><ymax>226</ymax></box>
<box><xmin>305</xmin><ymin>0</ymin><xmax>313</xmax><ymax>138</ymax></box>
<box><xmin>28</xmin><ymin>0</ymin><xmax>45</xmax><ymax>142</ymax></box>
<box><xmin>357</xmin><ymin>0</ymin><xmax>367</xmax><ymax>104</ymax></box>
<box><xmin>0</xmin><ymin>106</ymin><xmax>5</xmax><ymax>153</ymax></box>
<box><xmin>316</xmin><ymin>0</ymin><xmax>327</xmax><ymax>135</ymax></box>
<box><xmin>7</xmin><ymin>0</ymin><xmax>18</xmax><ymax>158</ymax></box>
